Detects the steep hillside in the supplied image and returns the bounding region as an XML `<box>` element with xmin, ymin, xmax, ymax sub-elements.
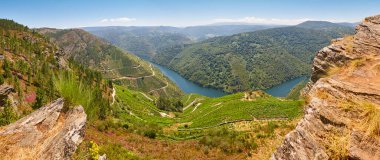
<box><xmin>38</xmin><ymin>28</ymin><xmax>182</xmax><ymax>97</ymax></box>
<box><xmin>83</xmin><ymin>25</ymin><xmax>276</xmax><ymax>59</ymax></box>
<box><xmin>153</xmin><ymin>22</ymin><xmax>354</xmax><ymax>93</ymax></box>
<box><xmin>0</xmin><ymin>19</ymin><xmax>111</xmax><ymax>158</ymax></box>
<box><xmin>273</xmin><ymin>15</ymin><xmax>380</xmax><ymax>159</ymax></box>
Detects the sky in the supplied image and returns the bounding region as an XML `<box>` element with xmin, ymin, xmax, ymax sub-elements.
<box><xmin>0</xmin><ymin>0</ymin><xmax>379</xmax><ymax>28</ymax></box>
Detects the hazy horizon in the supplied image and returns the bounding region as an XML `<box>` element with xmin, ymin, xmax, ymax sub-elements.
<box><xmin>1</xmin><ymin>0</ymin><xmax>378</xmax><ymax>29</ymax></box>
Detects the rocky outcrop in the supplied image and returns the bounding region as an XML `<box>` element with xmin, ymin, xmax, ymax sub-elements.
<box><xmin>272</xmin><ymin>15</ymin><xmax>380</xmax><ymax>159</ymax></box>
<box><xmin>0</xmin><ymin>84</ymin><xmax>14</xmax><ymax>96</ymax></box>
<box><xmin>0</xmin><ymin>98</ymin><xmax>87</xmax><ymax>160</ymax></box>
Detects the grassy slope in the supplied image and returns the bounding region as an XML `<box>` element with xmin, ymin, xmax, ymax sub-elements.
<box><xmin>113</xmin><ymin>85</ymin><xmax>303</xmax><ymax>129</ymax></box>
<box><xmin>179</xmin><ymin>93</ymin><xmax>303</xmax><ymax>128</ymax></box>
<box><xmin>72</xmin><ymin>85</ymin><xmax>304</xmax><ymax>159</ymax></box>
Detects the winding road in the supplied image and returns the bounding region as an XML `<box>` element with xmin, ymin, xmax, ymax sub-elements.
<box><xmin>111</xmin><ymin>64</ymin><xmax>155</xmax><ymax>80</ymax></box>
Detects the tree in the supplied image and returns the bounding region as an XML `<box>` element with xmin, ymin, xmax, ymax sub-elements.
<box><xmin>0</xmin><ymin>75</ymin><xmax>4</xmax><ymax>85</ymax></box>
<box><xmin>3</xmin><ymin>58</ymin><xmax>11</xmax><ymax>78</ymax></box>
<box><xmin>156</xmin><ymin>96</ymin><xmax>171</xmax><ymax>111</ymax></box>
<box><xmin>33</xmin><ymin>88</ymin><xmax>44</xmax><ymax>109</ymax></box>
<box><xmin>0</xmin><ymin>99</ymin><xmax>16</xmax><ymax>126</ymax></box>
<box><xmin>173</xmin><ymin>100</ymin><xmax>184</xmax><ymax>110</ymax></box>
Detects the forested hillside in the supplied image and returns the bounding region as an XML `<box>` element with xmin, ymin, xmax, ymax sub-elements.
<box><xmin>0</xmin><ymin>19</ymin><xmax>112</xmax><ymax>125</ymax></box>
<box><xmin>84</xmin><ymin>25</ymin><xmax>276</xmax><ymax>59</ymax></box>
<box><xmin>83</xmin><ymin>26</ymin><xmax>192</xmax><ymax>59</ymax></box>
<box><xmin>153</xmin><ymin>22</ymin><xmax>354</xmax><ymax>93</ymax></box>
<box><xmin>38</xmin><ymin>28</ymin><xmax>182</xmax><ymax>97</ymax></box>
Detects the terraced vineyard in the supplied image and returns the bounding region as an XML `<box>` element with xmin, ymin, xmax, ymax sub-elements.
<box><xmin>107</xmin><ymin>85</ymin><xmax>304</xmax><ymax>159</ymax></box>
<box><xmin>114</xmin><ymin>86</ymin><xmax>302</xmax><ymax>128</ymax></box>
<box><xmin>178</xmin><ymin>93</ymin><xmax>303</xmax><ymax>128</ymax></box>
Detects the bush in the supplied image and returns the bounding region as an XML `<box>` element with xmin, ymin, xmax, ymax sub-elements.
<box><xmin>0</xmin><ymin>99</ymin><xmax>17</xmax><ymax>126</ymax></box>
<box><xmin>122</xmin><ymin>123</ymin><xmax>129</xmax><ymax>129</ymax></box>
<box><xmin>156</xmin><ymin>97</ymin><xmax>183</xmax><ymax>112</ymax></box>
<box><xmin>99</xmin><ymin>143</ymin><xmax>138</xmax><ymax>159</ymax></box>
<box><xmin>54</xmin><ymin>71</ymin><xmax>110</xmax><ymax>120</ymax></box>
<box><xmin>143</xmin><ymin>130</ymin><xmax>157</xmax><ymax>139</ymax></box>
<box><xmin>96</xmin><ymin>119</ymin><xmax>120</xmax><ymax>131</ymax></box>
<box><xmin>89</xmin><ymin>141</ymin><xmax>99</xmax><ymax>160</ymax></box>
<box><xmin>199</xmin><ymin>127</ymin><xmax>257</xmax><ymax>153</ymax></box>
<box><xmin>0</xmin><ymin>75</ymin><xmax>4</xmax><ymax>85</ymax></box>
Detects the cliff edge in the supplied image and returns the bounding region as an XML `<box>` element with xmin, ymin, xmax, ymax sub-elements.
<box><xmin>0</xmin><ymin>98</ymin><xmax>87</xmax><ymax>159</ymax></box>
<box><xmin>272</xmin><ymin>14</ymin><xmax>380</xmax><ymax>159</ymax></box>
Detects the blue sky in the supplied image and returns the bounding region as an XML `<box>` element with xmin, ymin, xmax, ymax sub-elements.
<box><xmin>1</xmin><ymin>0</ymin><xmax>379</xmax><ymax>28</ymax></box>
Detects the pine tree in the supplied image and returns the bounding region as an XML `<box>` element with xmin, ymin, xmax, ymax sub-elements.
<box><xmin>0</xmin><ymin>75</ymin><xmax>4</xmax><ymax>85</ymax></box>
<box><xmin>0</xmin><ymin>99</ymin><xmax>16</xmax><ymax>126</ymax></box>
<box><xmin>33</xmin><ymin>88</ymin><xmax>45</xmax><ymax>109</ymax></box>
<box><xmin>3</xmin><ymin>58</ymin><xmax>11</xmax><ymax>78</ymax></box>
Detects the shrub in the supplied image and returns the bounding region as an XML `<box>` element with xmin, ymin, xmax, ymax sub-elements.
<box><xmin>0</xmin><ymin>99</ymin><xmax>17</xmax><ymax>126</ymax></box>
<box><xmin>99</xmin><ymin>143</ymin><xmax>138</xmax><ymax>159</ymax></box>
<box><xmin>144</xmin><ymin>130</ymin><xmax>157</xmax><ymax>139</ymax></box>
<box><xmin>156</xmin><ymin>97</ymin><xmax>183</xmax><ymax>112</ymax></box>
<box><xmin>361</xmin><ymin>102</ymin><xmax>380</xmax><ymax>136</ymax></box>
<box><xmin>32</xmin><ymin>88</ymin><xmax>45</xmax><ymax>109</ymax></box>
<box><xmin>89</xmin><ymin>141</ymin><xmax>99</xmax><ymax>160</ymax></box>
<box><xmin>199</xmin><ymin>127</ymin><xmax>255</xmax><ymax>153</ymax></box>
<box><xmin>0</xmin><ymin>75</ymin><xmax>4</xmax><ymax>85</ymax></box>
<box><xmin>54</xmin><ymin>71</ymin><xmax>110</xmax><ymax>120</ymax></box>
<box><xmin>122</xmin><ymin>123</ymin><xmax>129</xmax><ymax>129</ymax></box>
<box><xmin>325</xmin><ymin>130</ymin><xmax>350</xmax><ymax>160</ymax></box>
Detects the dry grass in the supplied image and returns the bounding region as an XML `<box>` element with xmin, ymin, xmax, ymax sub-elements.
<box><xmin>316</xmin><ymin>89</ymin><xmax>330</xmax><ymax>100</ymax></box>
<box><xmin>360</xmin><ymin>102</ymin><xmax>380</xmax><ymax>136</ymax></box>
<box><xmin>337</xmin><ymin>100</ymin><xmax>380</xmax><ymax>136</ymax></box>
<box><xmin>244</xmin><ymin>119</ymin><xmax>300</xmax><ymax>160</ymax></box>
<box><xmin>338</xmin><ymin>101</ymin><xmax>356</xmax><ymax>112</ymax></box>
<box><xmin>325</xmin><ymin>129</ymin><xmax>350</xmax><ymax>160</ymax></box>
<box><xmin>326</xmin><ymin>66</ymin><xmax>342</xmax><ymax>77</ymax></box>
<box><xmin>73</xmin><ymin>126</ymin><xmax>246</xmax><ymax>160</ymax></box>
<box><xmin>351</xmin><ymin>58</ymin><xmax>369</xmax><ymax>68</ymax></box>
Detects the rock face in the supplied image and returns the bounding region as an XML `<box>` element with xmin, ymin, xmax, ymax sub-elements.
<box><xmin>272</xmin><ymin>15</ymin><xmax>380</xmax><ymax>159</ymax></box>
<box><xmin>0</xmin><ymin>98</ymin><xmax>87</xmax><ymax>160</ymax></box>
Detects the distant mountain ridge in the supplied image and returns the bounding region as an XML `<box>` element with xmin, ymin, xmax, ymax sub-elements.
<box><xmin>83</xmin><ymin>24</ymin><xmax>279</xmax><ymax>58</ymax></box>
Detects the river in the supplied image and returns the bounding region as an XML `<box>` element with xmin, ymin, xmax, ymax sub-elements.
<box><xmin>152</xmin><ymin>63</ymin><xmax>306</xmax><ymax>98</ymax></box>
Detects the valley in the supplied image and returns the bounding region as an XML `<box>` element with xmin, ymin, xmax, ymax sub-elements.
<box><xmin>0</xmin><ymin>19</ymin><xmax>305</xmax><ymax>159</ymax></box>
<box><xmin>153</xmin><ymin>62</ymin><xmax>308</xmax><ymax>98</ymax></box>
<box><xmin>0</xmin><ymin>1</ymin><xmax>379</xmax><ymax>160</ymax></box>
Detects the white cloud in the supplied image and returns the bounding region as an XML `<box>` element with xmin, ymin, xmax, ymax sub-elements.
<box><xmin>213</xmin><ymin>16</ymin><xmax>312</xmax><ymax>25</ymax></box>
<box><xmin>100</xmin><ymin>17</ymin><xmax>136</xmax><ymax>23</ymax></box>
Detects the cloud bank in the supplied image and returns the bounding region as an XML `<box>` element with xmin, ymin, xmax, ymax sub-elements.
<box><xmin>100</xmin><ymin>17</ymin><xmax>136</xmax><ymax>23</ymax></box>
<box><xmin>213</xmin><ymin>16</ymin><xmax>312</xmax><ymax>25</ymax></box>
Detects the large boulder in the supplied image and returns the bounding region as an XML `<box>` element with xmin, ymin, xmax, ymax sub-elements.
<box><xmin>0</xmin><ymin>98</ymin><xmax>87</xmax><ymax>159</ymax></box>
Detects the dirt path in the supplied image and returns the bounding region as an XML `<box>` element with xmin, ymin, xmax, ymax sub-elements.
<box><xmin>140</xmin><ymin>92</ymin><xmax>154</xmax><ymax>101</ymax></box>
<box><xmin>112</xmin><ymin>64</ymin><xmax>155</xmax><ymax>80</ymax></box>
<box><xmin>148</xmin><ymin>81</ymin><xmax>168</xmax><ymax>94</ymax></box>
<box><xmin>183</xmin><ymin>98</ymin><xmax>203</xmax><ymax>111</ymax></box>
<box><xmin>132</xmin><ymin>64</ymin><xmax>141</xmax><ymax>68</ymax></box>
<box><xmin>111</xmin><ymin>87</ymin><xmax>116</xmax><ymax>105</ymax></box>
<box><xmin>184</xmin><ymin>94</ymin><xmax>192</xmax><ymax>104</ymax></box>
<box><xmin>191</xmin><ymin>103</ymin><xmax>202</xmax><ymax>112</ymax></box>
